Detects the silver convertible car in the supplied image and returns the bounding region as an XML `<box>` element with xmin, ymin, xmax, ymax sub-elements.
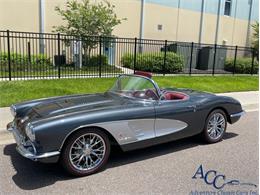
<box><xmin>7</xmin><ymin>72</ymin><xmax>244</xmax><ymax>176</ymax></box>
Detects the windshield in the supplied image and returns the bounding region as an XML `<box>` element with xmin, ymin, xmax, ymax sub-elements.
<box><xmin>109</xmin><ymin>75</ymin><xmax>159</xmax><ymax>100</ymax></box>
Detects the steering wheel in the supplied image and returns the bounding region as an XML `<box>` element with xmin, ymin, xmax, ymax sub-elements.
<box><xmin>145</xmin><ymin>89</ymin><xmax>159</xmax><ymax>100</ymax></box>
<box><xmin>133</xmin><ymin>91</ymin><xmax>147</xmax><ymax>99</ymax></box>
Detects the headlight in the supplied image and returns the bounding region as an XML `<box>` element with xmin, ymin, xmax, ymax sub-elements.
<box><xmin>25</xmin><ymin>123</ymin><xmax>35</xmax><ymax>141</ymax></box>
<box><xmin>10</xmin><ymin>105</ymin><xmax>16</xmax><ymax>117</ymax></box>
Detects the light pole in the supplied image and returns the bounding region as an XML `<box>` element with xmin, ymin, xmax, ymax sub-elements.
<box><xmin>39</xmin><ymin>0</ymin><xmax>45</xmax><ymax>54</ymax></box>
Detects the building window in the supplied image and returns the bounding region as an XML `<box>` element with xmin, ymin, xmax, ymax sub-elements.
<box><xmin>157</xmin><ymin>24</ymin><xmax>163</xmax><ymax>31</ymax></box>
<box><xmin>224</xmin><ymin>0</ymin><xmax>232</xmax><ymax>16</ymax></box>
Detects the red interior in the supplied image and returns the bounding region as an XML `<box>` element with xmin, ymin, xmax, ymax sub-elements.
<box><xmin>135</xmin><ymin>71</ymin><xmax>152</xmax><ymax>78</ymax></box>
<box><xmin>164</xmin><ymin>92</ymin><xmax>188</xmax><ymax>100</ymax></box>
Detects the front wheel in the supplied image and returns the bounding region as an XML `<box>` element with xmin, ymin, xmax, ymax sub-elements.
<box><xmin>61</xmin><ymin>128</ymin><xmax>111</xmax><ymax>176</ymax></box>
<box><xmin>202</xmin><ymin>109</ymin><xmax>227</xmax><ymax>143</ymax></box>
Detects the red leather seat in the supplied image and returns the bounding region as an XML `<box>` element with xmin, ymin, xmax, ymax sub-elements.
<box><xmin>164</xmin><ymin>92</ymin><xmax>188</xmax><ymax>100</ymax></box>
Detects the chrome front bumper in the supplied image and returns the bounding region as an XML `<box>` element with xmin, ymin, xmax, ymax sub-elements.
<box><xmin>7</xmin><ymin>122</ymin><xmax>60</xmax><ymax>161</ymax></box>
<box><xmin>229</xmin><ymin>110</ymin><xmax>245</xmax><ymax>124</ymax></box>
<box><xmin>230</xmin><ymin>110</ymin><xmax>246</xmax><ymax>118</ymax></box>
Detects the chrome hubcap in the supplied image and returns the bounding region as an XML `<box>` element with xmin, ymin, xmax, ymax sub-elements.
<box><xmin>207</xmin><ymin>113</ymin><xmax>226</xmax><ymax>139</ymax></box>
<box><xmin>69</xmin><ymin>133</ymin><xmax>106</xmax><ymax>171</ymax></box>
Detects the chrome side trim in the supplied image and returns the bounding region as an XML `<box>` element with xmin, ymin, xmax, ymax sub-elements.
<box><xmin>230</xmin><ymin>110</ymin><xmax>246</xmax><ymax>118</ymax></box>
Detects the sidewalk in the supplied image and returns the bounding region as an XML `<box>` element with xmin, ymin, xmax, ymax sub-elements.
<box><xmin>217</xmin><ymin>91</ymin><xmax>259</xmax><ymax>112</ymax></box>
<box><xmin>0</xmin><ymin>91</ymin><xmax>258</xmax><ymax>132</ymax></box>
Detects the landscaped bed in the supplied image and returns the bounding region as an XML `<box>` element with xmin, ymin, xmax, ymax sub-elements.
<box><xmin>0</xmin><ymin>76</ymin><xmax>258</xmax><ymax>107</ymax></box>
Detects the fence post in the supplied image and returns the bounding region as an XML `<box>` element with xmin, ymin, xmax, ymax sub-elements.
<box><xmin>7</xmin><ymin>30</ymin><xmax>11</xmax><ymax>81</ymax></box>
<box><xmin>212</xmin><ymin>44</ymin><xmax>217</xmax><ymax>76</ymax></box>
<box><xmin>99</xmin><ymin>36</ymin><xmax>102</xmax><ymax>78</ymax></box>
<box><xmin>133</xmin><ymin>37</ymin><xmax>137</xmax><ymax>74</ymax></box>
<box><xmin>189</xmin><ymin>42</ymin><xmax>194</xmax><ymax>75</ymax></box>
<box><xmin>57</xmin><ymin>33</ymin><xmax>61</xmax><ymax>79</ymax></box>
<box><xmin>251</xmin><ymin>48</ymin><xmax>255</xmax><ymax>75</ymax></box>
<box><xmin>163</xmin><ymin>40</ymin><xmax>168</xmax><ymax>76</ymax></box>
<box><xmin>27</xmin><ymin>42</ymin><xmax>31</xmax><ymax>64</ymax></box>
<box><xmin>233</xmin><ymin>46</ymin><xmax>238</xmax><ymax>75</ymax></box>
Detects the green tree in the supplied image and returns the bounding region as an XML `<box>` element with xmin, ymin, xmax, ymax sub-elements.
<box><xmin>252</xmin><ymin>21</ymin><xmax>259</xmax><ymax>58</ymax></box>
<box><xmin>53</xmin><ymin>0</ymin><xmax>125</xmax><ymax>56</ymax></box>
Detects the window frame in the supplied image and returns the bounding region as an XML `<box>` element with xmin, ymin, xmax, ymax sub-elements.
<box><xmin>224</xmin><ymin>0</ymin><xmax>232</xmax><ymax>16</ymax></box>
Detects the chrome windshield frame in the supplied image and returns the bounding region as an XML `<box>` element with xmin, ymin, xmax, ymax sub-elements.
<box><xmin>109</xmin><ymin>74</ymin><xmax>162</xmax><ymax>99</ymax></box>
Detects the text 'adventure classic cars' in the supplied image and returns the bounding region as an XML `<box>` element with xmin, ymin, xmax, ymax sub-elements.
<box><xmin>7</xmin><ymin>72</ymin><xmax>244</xmax><ymax>176</ymax></box>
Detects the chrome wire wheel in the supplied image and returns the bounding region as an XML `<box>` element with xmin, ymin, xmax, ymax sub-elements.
<box><xmin>207</xmin><ymin>113</ymin><xmax>226</xmax><ymax>140</ymax></box>
<box><xmin>69</xmin><ymin>133</ymin><xmax>106</xmax><ymax>171</ymax></box>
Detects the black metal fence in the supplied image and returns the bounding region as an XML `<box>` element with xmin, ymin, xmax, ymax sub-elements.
<box><xmin>0</xmin><ymin>30</ymin><xmax>258</xmax><ymax>81</ymax></box>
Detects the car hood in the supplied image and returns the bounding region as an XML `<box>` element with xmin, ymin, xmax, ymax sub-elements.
<box><xmin>23</xmin><ymin>93</ymin><xmax>125</xmax><ymax>119</ymax></box>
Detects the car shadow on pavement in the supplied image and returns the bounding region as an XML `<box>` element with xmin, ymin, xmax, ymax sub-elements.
<box><xmin>3</xmin><ymin>132</ymin><xmax>238</xmax><ymax>190</ymax></box>
<box><xmin>107</xmin><ymin>132</ymin><xmax>238</xmax><ymax>168</ymax></box>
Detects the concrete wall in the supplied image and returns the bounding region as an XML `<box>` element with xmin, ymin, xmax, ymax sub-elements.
<box><xmin>0</xmin><ymin>0</ymin><xmax>39</xmax><ymax>32</ymax></box>
<box><xmin>0</xmin><ymin>0</ymin><xmax>258</xmax><ymax>47</ymax></box>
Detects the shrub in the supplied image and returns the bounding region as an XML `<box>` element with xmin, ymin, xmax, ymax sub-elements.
<box><xmin>65</xmin><ymin>55</ymin><xmax>109</xmax><ymax>69</ymax></box>
<box><xmin>82</xmin><ymin>55</ymin><xmax>108</xmax><ymax>66</ymax></box>
<box><xmin>0</xmin><ymin>52</ymin><xmax>52</xmax><ymax>71</ymax></box>
<box><xmin>224</xmin><ymin>58</ymin><xmax>259</xmax><ymax>74</ymax></box>
<box><xmin>121</xmin><ymin>52</ymin><xmax>184</xmax><ymax>73</ymax></box>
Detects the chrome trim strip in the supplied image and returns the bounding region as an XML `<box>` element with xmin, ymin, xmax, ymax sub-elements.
<box><xmin>230</xmin><ymin>110</ymin><xmax>246</xmax><ymax>118</ymax></box>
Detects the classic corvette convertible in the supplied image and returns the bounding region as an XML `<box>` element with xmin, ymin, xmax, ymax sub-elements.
<box><xmin>7</xmin><ymin>72</ymin><xmax>244</xmax><ymax>176</ymax></box>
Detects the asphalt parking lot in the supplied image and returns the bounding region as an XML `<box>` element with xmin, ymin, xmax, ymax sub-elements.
<box><xmin>0</xmin><ymin>111</ymin><xmax>258</xmax><ymax>195</ymax></box>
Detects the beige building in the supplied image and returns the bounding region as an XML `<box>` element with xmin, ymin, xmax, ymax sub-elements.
<box><xmin>0</xmin><ymin>0</ymin><xmax>259</xmax><ymax>47</ymax></box>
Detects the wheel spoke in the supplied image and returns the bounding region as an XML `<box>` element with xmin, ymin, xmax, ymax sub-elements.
<box><xmin>74</xmin><ymin>154</ymin><xmax>84</xmax><ymax>166</ymax></box>
<box><xmin>91</xmin><ymin>140</ymin><xmax>102</xmax><ymax>148</ymax></box>
<box><xmin>213</xmin><ymin>114</ymin><xmax>217</xmax><ymax>122</ymax></box>
<box><xmin>91</xmin><ymin>151</ymin><xmax>103</xmax><ymax>159</ymax></box>
<box><xmin>84</xmin><ymin>156</ymin><xmax>89</xmax><ymax>168</ymax></box>
<box><xmin>209</xmin><ymin>129</ymin><xmax>215</xmax><ymax>135</ymax></box>
<box><xmin>72</xmin><ymin>146</ymin><xmax>82</xmax><ymax>150</ymax></box>
<box><xmin>207</xmin><ymin>127</ymin><xmax>213</xmax><ymax>133</ymax></box>
<box><xmin>90</xmin><ymin>135</ymin><xmax>96</xmax><ymax>145</ymax></box>
<box><xmin>78</xmin><ymin>138</ymin><xmax>85</xmax><ymax>146</ymax></box>
<box><xmin>89</xmin><ymin>155</ymin><xmax>94</xmax><ymax>166</ymax></box>
<box><xmin>71</xmin><ymin>153</ymin><xmax>81</xmax><ymax>160</ymax></box>
<box><xmin>92</xmin><ymin>148</ymin><xmax>104</xmax><ymax>153</ymax></box>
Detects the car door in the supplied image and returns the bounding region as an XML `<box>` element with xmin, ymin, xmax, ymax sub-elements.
<box><xmin>154</xmin><ymin>99</ymin><xmax>199</xmax><ymax>138</ymax></box>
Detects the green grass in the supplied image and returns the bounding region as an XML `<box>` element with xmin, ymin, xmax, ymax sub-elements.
<box><xmin>0</xmin><ymin>76</ymin><xmax>258</xmax><ymax>107</ymax></box>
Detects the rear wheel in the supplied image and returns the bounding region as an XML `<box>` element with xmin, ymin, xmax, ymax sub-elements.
<box><xmin>203</xmin><ymin>109</ymin><xmax>227</xmax><ymax>143</ymax></box>
<box><xmin>61</xmin><ymin>128</ymin><xmax>110</xmax><ymax>176</ymax></box>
